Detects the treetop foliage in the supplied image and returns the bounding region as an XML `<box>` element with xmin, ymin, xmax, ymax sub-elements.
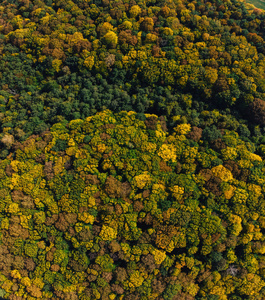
<box><xmin>1</xmin><ymin>0</ymin><xmax>265</xmax><ymax>145</ymax></box>
<box><xmin>0</xmin><ymin>110</ymin><xmax>265</xmax><ymax>298</ymax></box>
<box><xmin>1</xmin><ymin>0</ymin><xmax>265</xmax><ymax>298</ymax></box>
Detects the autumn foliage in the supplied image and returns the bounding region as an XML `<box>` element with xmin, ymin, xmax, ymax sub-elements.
<box><xmin>0</xmin><ymin>0</ymin><xmax>265</xmax><ymax>298</ymax></box>
<box><xmin>0</xmin><ymin>110</ymin><xmax>265</xmax><ymax>299</ymax></box>
<box><xmin>0</xmin><ymin>0</ymin><xmax>265</xmax><ymax>149</ymax></box>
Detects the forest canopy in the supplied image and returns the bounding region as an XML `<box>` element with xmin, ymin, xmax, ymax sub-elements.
<box><xmin>1</xmin><ymin>0</ymin><xmax>265</xmax><ymax>148</ymax></box>
<box><xmin>1</xmin><ymin>0</ymin><xmax>265</xmax><ymax>299</ymax></box>
<box><xmin>0</xmin><ymin>110</ymin><xmax>265</xmax><ymax>299</ymax></box>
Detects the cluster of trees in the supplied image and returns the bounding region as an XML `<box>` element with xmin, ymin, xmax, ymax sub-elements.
<box><xmin>2</xmin><ymin>0</ymin><xmax>265</xmax><ymax>298</ymax></box>
<box><xmin>1</xmin><ymin>110</ymin><xmax>265</xmax><ymax>299</ymax></box>
<box><xmin>1</xmin><ymin>0</ymin><xmax>265</xmax><ymax>146</ymax></box>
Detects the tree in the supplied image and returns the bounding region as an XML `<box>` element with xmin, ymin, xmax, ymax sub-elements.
<box><xmin>104</xmin><ymin>31</ymin><xmax>118</xmax><ymax>48</ymax></box>
<box><xmin>247</xmin><ymin>98</ymin><xmax>265</xmax><ymax>126</ymax></box>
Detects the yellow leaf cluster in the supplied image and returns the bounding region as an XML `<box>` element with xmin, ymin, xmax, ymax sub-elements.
<box><xmin>130</xmin><ymin>5</ymin><xmax>141</xmax><ymax>18</ymax></box>
<box><xmin>238</xmin><ymin>159</ymin><xmax>253</xmax><ymax>169</ymax></box>
<box><xmin>137</xmin><ymin>50</ymin><xmax>148</xmax><ymax>60</ymax></box>
<box><xmin>248</xmin><ymin>184</ymin><xmax>262</xmax><ymax>197</ymax></box>
<box><xmin>109</xmin><ymin>293</ymin><xmax>116</xmax><ymax>300</ymax></box>
<box><xmin>182</xmin><ymin>146</ymin><xmax>198</xmax><ymax>163</ymax></box>
<box><xmin>204</xmin><ymin>66</ymin><xmax>218</xmax><ymax>84</ymax></box>
<box><xmin>170</xmin><ymin>185</ymin><xmax>184</xmax><ymax>200</ymax></box>
<box><xmin>6</xmin><ymin>202</ymin><xmax>19</xmax><ymax>214</ymax></box>
<box><xmin>53</xmin><ymin>157</ymin><xmax>65</xmax><ymax>175</ymax></box>
<box><xmin>211</xmin><ymin>165</ymin><xmax>233</xmax><ymax>182</ymax></box>
<box><xmin>84</xmin><ymin>56</ymin><xmax>94</xmax><ymax>70</ymax></box>
<box><xmin>131</xmin><ymin>245</ymin><xmax>142</xmax><ymax>256</ymax></box>
<box><xmin>143</xmin><ymin>142</ymin><xmax>157</xmax><ymax>153</ymax></box>
<box><xmin>145</xmin><ymin>33</ymin><xmax>157</xmax><ymax>43</ymax></box>
<box><xmin>10</xmin><ymin>160</ymin><xmax>20</xmax><ymax>172</ymax></box>
<box><xmin>122</xmin><ymin>20</ymin><xmax>133</xmax><ymax>30</ymax></box>
<box><xmin>155</xmin><ymin>129</ymin><xmax>166</xmax><ymax>139</ymax></box>
<box><xmin>224</xmin><ymin>185</ymin><xmax>236</xmax><ymax>200</ymax></box>
<box><xmin>99</xmin><ymin>225</ymin><xmax>117</xmax><ymax>241</ymax></box>
<box><xmin>101</xmin><ymin>21</ymin><xmax>113</xmax><ymax>32</ymax></box>
<box><xmin>32</xmin><ymin>277</ymin><xmax>45</xmax><ymax>289</ymax></box>
<box><xmin>232</xmin><ymin>188</ymin><xmax>248</xmax><ymax>204</ymax></box>
<box><xmin>152</xmin><ymin>249</ymin><xmax>167</xmax><ymax>264</ymax></box>
<box><xmin>21</xmin><ymin>277</ymin><xmax>31</xmax><ymax>287</ymax></box>
<box><xmin>174</xmin><ymin>123</ymin><xmax>191</xmax><ymax>135</ymax></box>
<box><xmin>249</xmin><ymin>153</ymin><xmax>262</xmax><ymax>162</ymax></box>
<box><xmin>185</xmin><ymin>282</ymin><xmax>200</xmax><ymax>297</ymax></box>
<box><xmin>1</xmin><ymin>217</ymin><xmax>9</xmax><ymax>230</ymax></box>
<box><xmin>129</xmin><ymin>271</ymin><xmax>144</xmax><ymax>287</ymax></box>
<box><xmin>20</xmin><ymin>215</ymin><xmax>31</xmax><ymax>228</ymax></box>
<box><xmin>75</xmin><ymin>222</ymin><xmax>83</xmax><ymax>233</ymax></box>
<box><xmin>78</xmin><ymin>212</ymin><xmax>95</xmax><ymax>224</ymax></box>
<box><xmin>97</xmin><ymin>143</ymin><xmax>106</xmax><ymax>153</ymax></box>
<box><xmin>221</xmin><ymin>147</ymin><xmax>237</xmax><ymax>161</ymax></box>
<box><xmin>11</xmin><ymin>270</ymin><xmax>22</xmax><ymax>279</ymax></box>
<box><xmin>163</xmin><ymin>27</ymin><xmax>174</xmax><ymax>36</ymax></box>
<box><xmin>209</xmin><ymin>285</ymin><xmax>227</xmax><ymax>297</ymax></box>
<box><xmin>128</xmin><ymin>50</ymin><xmax>137</xmax><ymax>59</ymax></box>
<box><xmin>33</xmin><ymin>211</ymin><xmax>46</xmax><ymax>224</ymax></box>
<box><xmin>229</xmin><ymin>214</ymin><xmax>243</xmax><ymax>236</ymax></box>
<box><xmin>226</xmin><ymin>249</ymin><xmax>237</xmax><ymax>263</ymax></box>
<box><xmin>152</xmin><ymin>183</ymin><xmax>166</xmax><ymax>193</ymax></box>
<box><xmin>158</xmin><ymin>144</ymin><xmax>177</xmax><ymax>162</ymax></box>
<box><xmin>104</xmin><ymin>31</ymin><xmax>118</xmax><ymax>46</ymax></box>
<box><xmin>52</xmin><ymin>59</ymin><xmax>62</xmax><ymax>72</ymax></box>
<box><xmin>134</xmin><ymin>172</ymin><xmax>152</xmax><ymax>189</ymax></box>
<box><xmin>1</xmin><ymin>280</ymin><xmax>13</xmax><ymax>293</ymax></box>
<box><xmin>230</xmin><ymin>214</ymin><xmax>242</xmax><ymax>224</ymax></box>
<box><xmin>238</xmin><ymin>274</ymin><xmax>265</xmax><ymax>296</ymax></box>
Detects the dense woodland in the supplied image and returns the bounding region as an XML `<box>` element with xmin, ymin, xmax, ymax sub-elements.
<box><xmin>1</xmin><ymin>0</ymin><xmax>265</xmax><ymax>146</ymax></box>
<box><xmin>1</xmin><ymin>110</ymin><xmax>265</xmax><ymax>299</ymax></box>
<box><xmin>1</xmin><ymin>0</ymin><xmax>265</xmax><ymax>299</ymax></box>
